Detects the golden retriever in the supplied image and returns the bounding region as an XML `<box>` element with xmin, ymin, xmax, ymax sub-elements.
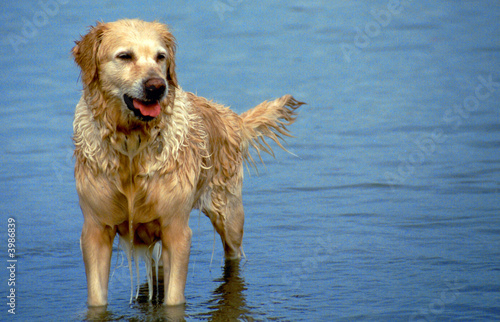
<box><xmin>72</xmin><ymin>19</ymin><xmax>303</xmax><ymax>307</ymax></box>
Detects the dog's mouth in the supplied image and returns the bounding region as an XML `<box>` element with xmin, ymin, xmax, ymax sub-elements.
<box><xmin>123</xmin><ymin>94</ymin><xmax>162</xmax><ymax>122</ymax></box>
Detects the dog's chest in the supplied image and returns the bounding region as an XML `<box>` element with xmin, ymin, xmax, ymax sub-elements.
<box><xmin>110</xmin><ymin>143</ymin><xmax>200</xmax><ymax>223</ymax></box>
<box><xmin>107</xmin><ymin>162</ymin><xmax>171</xmax><ymax>224</ymax></box>
<box><xmin>76</xmin><ymin>123</ymin><xmax>204</xmax><ymax>225</ymax></box>
<box><xmin>110</xmin><ymin>131</ymin><xmax>156</xmax><ymax>159</ymax></box>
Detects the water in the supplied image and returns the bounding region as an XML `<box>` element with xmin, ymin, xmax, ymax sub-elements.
<box><xmin>1</xmin><ymin>0</ymin><xmax>499</xmax><ymax>320</ymax></box>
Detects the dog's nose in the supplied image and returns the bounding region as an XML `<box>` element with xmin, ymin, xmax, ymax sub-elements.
<box><xmin>144</xmin><ymin>77</ymin><xmax>166</xmax><ymax>100</ymax></box>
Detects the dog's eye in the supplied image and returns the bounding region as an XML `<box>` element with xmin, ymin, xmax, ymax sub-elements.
<box><xmin>117</xmin><ymin>52</ymin><xmax>133</xmax><ymax>60</ymax></box>
<box><xmin>157</xmin><ymin>53</ymin><xmax>167</xmax><ymax>61</ymax></box>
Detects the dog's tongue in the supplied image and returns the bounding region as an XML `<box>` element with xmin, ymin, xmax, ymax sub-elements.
<box><xmin>132</xmin><ymin>99</ymin><xmax>161</xmax><ymax>117</ymax></box>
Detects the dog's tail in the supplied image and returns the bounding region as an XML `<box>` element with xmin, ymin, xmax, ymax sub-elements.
<box><xmin>240</xmin><ymin>95</ymin><xmax>304</xmax><ymax>166</ymax></box>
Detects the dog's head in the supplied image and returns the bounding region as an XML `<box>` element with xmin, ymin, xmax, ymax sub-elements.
<box><xmin>72</xmin><ymin>19</ymin><xmax>177</xmax><ymax>123</ymax></box>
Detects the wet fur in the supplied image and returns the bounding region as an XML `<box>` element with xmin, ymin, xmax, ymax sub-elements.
<box><xmin>72</xmin><ymin>19</ymin><xmax>304</xmax><ymax>307</ymax></box>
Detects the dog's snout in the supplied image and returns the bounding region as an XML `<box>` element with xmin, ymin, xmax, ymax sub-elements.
<box><xmin>144</xmin><ymin>77</ymin><xmax>166</xmax><ymax>100</ymax></box>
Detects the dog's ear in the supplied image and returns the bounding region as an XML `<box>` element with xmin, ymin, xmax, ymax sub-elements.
<box><xmin>155</xmin><ymin>22</ymin><xmax>178</xmax><ymax>88</ymax></box>
<box><xmin>72</xmin><ymin>22</ymin><xmax>107</xmax><ymax>87</ymax></box>
<box><xmin>166</xmin><ymin>39</ymin><xmax>178</xmax><ymax>88</ymax></box>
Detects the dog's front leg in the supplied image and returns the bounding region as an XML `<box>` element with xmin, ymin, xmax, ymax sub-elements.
<box><xmin>161</xmin><ymin>218</ymin><xmax>192</xmax><ymax>306</ymax></box>
<box><xmin>81</xmin><ymin>218</ymin><xmax>116</xmax><ymax>307</ymax></box>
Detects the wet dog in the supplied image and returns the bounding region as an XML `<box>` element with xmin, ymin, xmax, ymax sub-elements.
<box><xmin>72</xmin><ymin>19</ymin><xmax>303</xmax><ymax>306</ymax></box>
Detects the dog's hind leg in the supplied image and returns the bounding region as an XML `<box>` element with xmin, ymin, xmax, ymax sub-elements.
<box><xmin>81</xmin><ymin>218</ymin><xmax>116</xmax><ymax>307</ymax></box>
<box><xmin>205</xmin><ymin>186</ymin><xmax>245</xmax><ymax>260</ymax></box>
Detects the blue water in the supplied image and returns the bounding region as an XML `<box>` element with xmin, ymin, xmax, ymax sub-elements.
<box><xmin>1</xmin><ymin>0</ymin><xmax>499</xmax><ymax>321</ymax></box>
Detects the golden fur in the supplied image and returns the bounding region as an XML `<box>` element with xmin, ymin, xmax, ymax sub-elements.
<box><xmin>72</xmin><ymin>19</ymin><xmax>304</xmax><ymax>307</ymax></box>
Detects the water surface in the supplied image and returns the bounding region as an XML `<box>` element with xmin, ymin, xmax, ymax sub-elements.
<box><xmin>0</xmin><ymin>0</ymin><xmax>499</xmax><ymax>321</ymax></box>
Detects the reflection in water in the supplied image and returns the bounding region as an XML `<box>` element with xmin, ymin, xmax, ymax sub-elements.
<box><xmin>84</xmin><ymin>265</ymin><xmax>187</xmax><ymax>321</ymax></box>
<box><xmin>139</xmin><ymin>304</ymin><xmax>186</xmax><ymax>321</ymax></box>
<box><xmin>84</xmin><ymin>301</ymin><xmax>187</xmax><ymax>321</ymax></box>
<box><xmin>84</xmin><ymin>259</ymin><xmax>250</xmax><ymax>321</ymax></box>
<box><xmin>85</xmin><ymin>306</ymin><xmax>112</xmax><ymax>321</ymax></box>
<box><xmin>85</xmin><ymin>304</ymin><xmax>187</xmax><ymax>321</ymax></box>
<box><xmin>206</xmin><ymin>259</ymin><xmax>251</xmax><ymax>321</ymax></box>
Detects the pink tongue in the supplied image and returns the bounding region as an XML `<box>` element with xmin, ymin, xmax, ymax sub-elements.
<box><xmin>132</xmin><ymin>99</ymin><xmax>161</xmax><ymax>117</ymax></box>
